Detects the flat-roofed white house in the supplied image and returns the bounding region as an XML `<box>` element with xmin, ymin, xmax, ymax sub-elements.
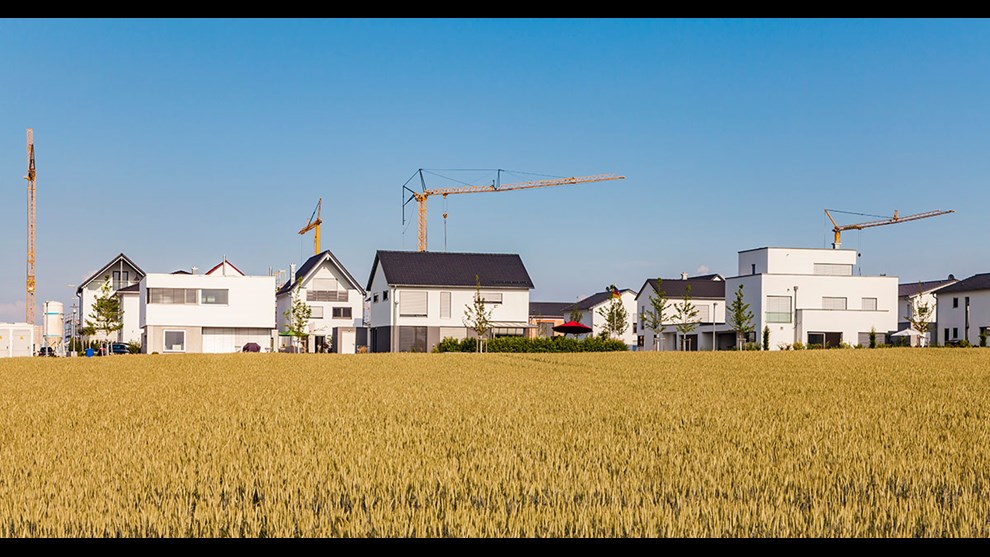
<box><xmin>139</xmin><ymin>262</ymin><xmax>276</xmax><ymax>354</ymax></box>
<box><xmin>75</xmin><ymin>253</ymin><xmax>145</xmax><ymax>344</ymax></box>
<box><xmin>634</xmin><ymin>274</ymin><xmax>727</xmax><ymax>351</ymax></box>
<box><xmin>563</xmin><ymin>288</ymin><xmax>638</xmax><ymax>348</ymax></box>
<box><xmin>897</xmin><ymin>275</ymin><xmax>957</xmax><ymax>346</ymax></box>
<box><xmin>366</xmin><ymin>250</ymin><xmax>534</xmax><ymax>353</ymax></box>
<box><xmin>275</xmin><ymin>250</ymin><xmax>366</xmax><ymax>353</ymax></box>
<box><xmin>725</xmin><ymin>247</ymin><xmax>897</xmax><ymax>349</ymax></box>
<box><xmin>935</xmin><ymin>273</ymin><xmax>990</xmax><ymax>346</ymax></box>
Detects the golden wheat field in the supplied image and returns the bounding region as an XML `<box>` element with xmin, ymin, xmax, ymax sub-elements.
<box><xmin>1</xmin><ymin>349</ymin><xmax>989</xmax><ymax>537</ymax></box>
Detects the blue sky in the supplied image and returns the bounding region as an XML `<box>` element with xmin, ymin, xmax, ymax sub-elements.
<box><xmin>1</xmin><ymin>19</ymin><xmax>987</xmax><ymax>321</ymax></box>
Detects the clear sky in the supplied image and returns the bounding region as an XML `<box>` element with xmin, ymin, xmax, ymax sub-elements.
<box><xmin>1</xmin><ymin>18</ymin><xmax>987</xmax><ymax>322</ymax></box>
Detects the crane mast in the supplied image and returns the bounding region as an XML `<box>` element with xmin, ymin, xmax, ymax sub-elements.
<box><xmin>298</xmin><ymin>198</ymin><xmax>323</xmax><ymax>255</ymax></box>
<box><xmin>403</xmin><ymin>170</ymin><xmax>625</xmax><ymax>252</ymax></box>
<box><xmin>24</xmin><ymin>129</ymin><xmax>36</xmax><ymax>325</ymax></box>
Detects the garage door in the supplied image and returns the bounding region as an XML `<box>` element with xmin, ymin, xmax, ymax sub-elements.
<box><xmin>203</xmin><ymin>328</ymin><xmax>236</xmax><ymax>353</ymax></box>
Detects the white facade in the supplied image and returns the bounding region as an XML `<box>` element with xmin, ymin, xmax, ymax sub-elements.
<box><xmin>634</xmin><ymin>283</ymin><xmax>727</xmax><ymax>352</ymax></box>
<box><xmin>276</xmin><ymin>251</ymin><xmax>365</xmax><ymax>353</ymax></box>
<box><xmin>117</xmin><ymin>291</ymin><xmax>142</xmax><ymax>345</ymax></box>
<box><xmin>76</xmin><ymin>254</ymin><xmax>144</xmax><ymax>343</ymax></box>
<box><xmin>367</xmin><ymin>262</ymin><xmax>531</xmax><ymax>353</ymax></box>
<box><xmin>726</xmin><ymin>247</ymin><xmax>897</xmax><ymax>350</ymax></box>
<box><xmin>140</xmin><ymin>271</ymin><xmax>276</xmax><ymax>354</ymax></box>
<box><xmin>936</xmin><ymin>282</ymin><xmax>990</xmax><ymax>346</ymax></box>
<box><xmin>569</xmin><ymin>290</ymin><xmax>639</xmax><ymax>348</ymax></box>
<box><xmin>0</xmin><ymin>323</ymin><xmax>34</xmax><ymax>358</ymax></box>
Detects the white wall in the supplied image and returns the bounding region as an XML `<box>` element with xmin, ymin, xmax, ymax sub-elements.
<box><xmin>118</xmin><ymin>293</ymin><xmax>141</xmax><ymax>344</ymax></box>
<box><xmin>140</xmin><ymin>273</ymin><xmax>275</xmax><ymax>329</ymax></box>
<box><xmin>937</xmin><ymin>290</ymin><xmax>990</xmax><ymax>345</ymax></box>
<box><xmin>390</xmin><ymin>287</ymin><xmax>530</xmax><ymax>328</ymax></box>
<box><xmin>275</xmin><ymin>258</ymin><xmax>365</xmax><ymax>343</ymax></box>
<box><xmin>0</xmin><ymin>323</ymin><xmax>34</xmax><ymax>358</ymax></box>
<box><xmin>738</xmin><ymin>247</ymin><xmax>857</xmax><ymax>276</ymax></box>
<box><xmin>633</xmin><ymin>289</ymin><xmax>728</xmax><ymax>351</ymax></box>
<box><xmin>574</xmin><ymin>291</ymin><xmax>640</xmax><ymax>347</ymax></box>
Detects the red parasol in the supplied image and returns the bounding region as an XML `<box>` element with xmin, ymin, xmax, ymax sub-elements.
<box><xmin>553</xmin><ymin>321</ymin><xmax>593</xmax><ymax>336</ymax></box>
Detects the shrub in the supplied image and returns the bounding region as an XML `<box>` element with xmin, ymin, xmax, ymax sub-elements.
<box><xmin>126</xmin><ymin>342</ymin><xmax>142</xmax><ymax>355</ymax></box>
<box><xmin>435</xmin><ymin>336</ymin><xmax>627</xmax><ymax>353</ymax></box>
<box><xmin>792</xmin><ymin>342</ymin><xmax>805</xmax><ymax>350</ymax></box>
<box><xmin>742</xmin><ymin>342</ymin><xmax>761</xmax><ymax>351</ymax></box>
<box><xmin>980</xmin><ymin>328</ymin><xmax>987</xmax><ymax>348</ymax></box>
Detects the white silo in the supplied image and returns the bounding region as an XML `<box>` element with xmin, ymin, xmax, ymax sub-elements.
<box><xmin>42</xmin><ymin>301</ymin><xmax>64</xmax><ymax>355</ymax></box>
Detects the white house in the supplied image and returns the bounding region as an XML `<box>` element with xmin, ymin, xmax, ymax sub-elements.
<box><xmin>897</xmin><ymin>275</ymin><xmax>957</xmax><ymax>346</ymax></box>
<box><xmin>139</xmin><ymin>262</ymin><xmax>276</xmax><ymax>354</ymax></box>
<box><xmin>934</xmin><ymin>273</ymin><xmax>990</xmax><ymax>346</ymax></box>
<box><xmin>634</xmin><ymin>274</ymin><xmax>727</xmax><ymax>351</ymax></box>
<box><xmin>75</xmin><ymin>253</ymin><xmax>145</xmax><ymax>344</ymax></box>
<box><xmin>276</xmin><ymin>250</ymin><xmax>366</xmax><ymax>353</ymax></box>
<box><xmin>725</xmin><ymin>247</ymin><xmax>897</xmax><ymax>350</ymax></box>
<box><xmin>366</xmin><ymin>250</ymin><xmax>534</xmax><ymax>353</ymax></box>
<box><xmin>563</xmin><ymin>288</ymin><xmax>638</xmax><ymax>348</ymax></box>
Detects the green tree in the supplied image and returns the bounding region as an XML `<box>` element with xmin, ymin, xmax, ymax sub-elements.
<box><xmin>596</xmin><ymin>286</ymin><xmax>628</xmax><ymax>340</ymax></box>
<box><xmin>464</xmin><ymin>275</ymin><xmax>493</xmax><ymax>353</ymax></box>
<box><xmin>641</xmin><ymin>278</ymin><xmax>670</xmax><ymax>351</ymax></box>
<box><xmin>568</xmin><ymin>306</ymin><xmax>584</xmax><ymax>324</ymax></box>
<box><xmin>869</xmin><ymin>327</ymin><xmax>877</xmax><ymax>349</ymax></box>
<box><xmin>283</xmin><ymin>285</ymin><xmax>312</xmax><ymax>352</ymax></box>
<box><xmin>727</xmin><ymin>284</ymin><xmax>754</xmax><ymax>350</ymax></box>
<box><xmin>908</xmin><ymin>282</ymin><xmax>934</xmax><ymax>347</ymax></box>
<box><xmin>762</xmin><ymin>325</ymin><xmax>770</xmax><ymax>351</ymax></box>
<box><xmin>82</xmin><ymin>277</ymin><xmax>123</xmax><ymax>354</ymax></box>
<box><xmin>672</xmin><ymin>284</ymin><xmax>700</xmax><ymax>351</ymax></box>
<box><xmin>980</xmin><ymin>327</ymin><xmax>987</xmax><ymax>348</ymax></box>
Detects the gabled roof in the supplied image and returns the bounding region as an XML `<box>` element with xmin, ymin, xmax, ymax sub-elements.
<box><xmin>367</xmin><ymin>251</ymin><xmax>534</xmax><ymax>290</ymax></box>
<box><xmin>277</xmin><ymin>249</ymin><xmax>365</xmax><ymax>296</ymax></box>
<box><xmin>636</xmin><ymin>277</ymin><xmax>726</xmax><ymax>301</ymax></box>
<box><xmin>566</xmin><ymin>289</ymin><xmax>634</xmax><ymax>312</ymax></box>
<box><xmin>205</xmin><ymin>258</ymin><xmax>245</xmax><ymax>277</ymax></box>
<box><xmin>690</xmin><ymin>273</ymin><xmax>724</xmax><ymax>281</ymax></box>
<box><xmin>898</xmin><ymin>276</ymin><xmax>957</xmax><ymax>298</ymax></box>
<box><xmin>171</xmin><ymin>270</ymin><xmax>192</xmax><ymax>275</ymax></box>
<box><xmin>529</xmin><ymin>302</ymin><xmax>572</xmax><ymax>318</ymax></box>
<box><xmin>76</xmin><ymin>253</ymin><xmax>145</xmax><ymax>294</ymax></box>
<box><xmin>936</xmin><ymin>273</ymin><xmax>990</xmax><ymax>295</ymax></box>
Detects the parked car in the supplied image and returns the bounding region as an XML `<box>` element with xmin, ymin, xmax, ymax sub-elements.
<box><xmin>37</xmin><ymin>346</ymin><xmax>56</xmax><ymax>357</ymax></box>
<box><xmin>110</xmin><ymin>343</ymin><xmax>129</xmax><ymax>355</ymax></box>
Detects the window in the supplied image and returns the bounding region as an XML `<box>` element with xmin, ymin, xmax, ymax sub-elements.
<box><xmin>480</xmin><ymin>292</ymin><xmax>503</xmax><ymax>304</ymax></box>
<box><xmin>373</xmin><ymin>293</ymin><xmax>379</xmax><ymax>303</ymax></box>
<box><xmin>807</xmin><ymin>333</ymin><xmax>825</xmax><ymax>347</ymax></box>
<box><xmin>382</xmin><ymin>291</ymin><xmax>389</xmax><ymax>302</ymax></box>
<box><xmin>637</xmin><ymin>335</ymin><xmax>644</xmax><ymax>347</ymax></box>
<box><xmin>112</xmin><ymin>270</ymin><xmax>130</xmax><ymax>291</ymax></box>
<box><xmin>538</xmin><ymin>322</ymin><xmax>554</xmax><ymax>338</ymax></box>
<box><xmin>765</xmin><ymin>295</ymin><xmax>792</xmax><ymax>323</ymax></box>
<box><xmin>307</xmin><ymin>289</ymin><xmax>346</xmax><ymax>302</ymax></box>
<box><xmin>147</xmin><ymin>288</ymin><xmax>198</xmax><ymax>304</ymax></box>
<box><xmin>695</xmin><ymin>305</ymin><xmax>710</xmax><ymax>323</ymax></box>
<box><xmin>751</xmin><ymin>263</ymin><xmax>756</xmax><ymax>275</ymax></box>
<box><xmin>201</xmin><ymin>289</ymin><xmax>228</xmax><ymax>305</ymax></box>
<box><xmin>310</xmin><ymin>306</ymin><xmax>324</xmax><ymax>319</ymax></box>
<box><xmin>813</xmin><ymin>263</ymin><xmax>853</xmax><ymax>276</ymax></box>
<box><xmin>332</xmin><ymin>307</ymin><xmax>352</xmax><ymax>319</ymax></box>
<box><xmin>857</xmin><ymin>332</ymin><xmax>871</xmax><ymax>346</ymax></box>
<box><xmin>944</xmin><ymin>328</ymin><xmax>950</xmax><ymax>342</ymax></box>
<box><xmin>953</xmin><ymin>328</ymin><xmax>959</xmax><ymax>339</ymax></box>
<box><xmin>953</xmin><ymin>297</ymin><xmax>959</xmax><ymax>308</ymax></box>
<box><xmin>491</xmin><ymin>327</ymin><xmax>525</xmax><ymax>337</ymax></box>
<box><xmin>164</xmin><ymin>330</ymin><xmax>185</xmax><ymax>352</ymax></box>
<box><xmin>440</xmin><ymin>292</ymin><xmax>451</xmax><ymax>319</ymax></box>
<box><xmin>861</xmin><ymin>297</ymin><xmax>877</xmax><ymax>311</ymax></box>
<box><xmin>399</xmin><ymin>291</ymin><xmax>428</xmax><ymax>317</ymax></box>
<box><xmin>633</xmin><ymin>322</ymin><xmax>638</xmax><ymax>333</ymax></box>
<box><xmin>822</xmin><ymin>297</ymin><xmax>847</xmax><ymax>310</ymax></box>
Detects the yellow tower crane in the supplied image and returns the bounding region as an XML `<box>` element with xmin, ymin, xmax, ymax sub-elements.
<box><xmin>402</xmin><ymin>169</ymin><xmax>625</xmax><ymax>252</ymax></box>
<box><xmin>298</xmin><ymin>198</ymin><xmax>323</xmax><ymax>255</ymax></box>
<box><xmin>824</xmin><ymin>208</ymin><xmax>955</xmax><ymax>249</ymax></box>
<box><xmin>24</xmin><ymin>129</ymin><xmax>36</xmax><ymax>325</ymax></box>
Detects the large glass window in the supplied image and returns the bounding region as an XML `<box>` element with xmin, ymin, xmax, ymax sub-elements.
<box><xmin>148</xmin><ymin>288</ymin><xmax>198</xmax><ymax>304</ymax></box>
<box><xmin>765</xmin><ymin>295</ymin><xmax>792</xmax><ymax>323</ymax></box>
<box><xmin>480</xmin><ymin>293</ymin><xmax>503</xmax><ymax>304</ymax></box>
<box><xmin>332</xmin><ymin>307</ymin><xmax>352</xmax><ymax>319</ymax></box>
<box><xmin>813</xmin><ymin>263</ymin><xmax>853</xmax><ymax>276</ymax></box>
<box><xmin>201</xmin><ymin>289</ymin><xmax>228</xmax><ymax>305</ymax></box>
<box><xmin>164</xmin><ymin>330</ymin><xmax>186</xmax><ymax>352</ymax></box>
<box><xmin>399</xmin><ymin>291</ymin><xmax>428</xmax><ymax>317</ymax></box>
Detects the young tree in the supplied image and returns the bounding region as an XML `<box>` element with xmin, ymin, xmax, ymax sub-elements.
<box><xmin>596</xmin><ymin>285</ymin><xmax>628</xmax><ymax>340</ymax></box>
<box><xmin>82</xmin><ymin>277</ymin><xmax>123</xmax><ymax>354</ymax></box>
<box><xmin>908</xmin><ymin>282</ymin><xmax>934</xmax><ymax>347</ymax></box>
<box><xmin>641</xmin><ymin>278</ymin><xmax>670</xmax><ymax>351</ymax></box>
<box><xmin>672</xmin><ymin>284</ymin><xmax>700</xmax><ymax>351</ymax></box>
<box><xmin>283</xmin><ymin>285</ymin><xmax>312</xmax><ymax>352</ymax></box>
<box><xmin>568</xmin><ymin>306</ymin><xmax>584</xmax><ymax>324</ymax></box>
<box><xmin>727</xmin><ymin>284</ymin><xmax>754</xmax><ymax>350</ymax></box>
<box><xmin>762</xmin><ymin>325</ymin><xmax>771</xmax><ymax>351</ymax></box>
<box><xmin>464</xmin><ymin>275</ymin><xmax>493</xmax><ymax>353</ymax></box>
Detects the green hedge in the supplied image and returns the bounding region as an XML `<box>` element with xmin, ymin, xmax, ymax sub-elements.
<box><xmin>435</xmin><ymin>336</ymin><xmax>628</xmax><ymax>353</ymax></box>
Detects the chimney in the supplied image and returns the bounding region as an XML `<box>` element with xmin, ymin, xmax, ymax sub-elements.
<box><xmin>681</xmin><ymin>272</ymin><xmax>688</xmax><ymax>280</ymax></box>
<box><xmin>191</xmin><ymin>266</ymin><xmax>198</xmax><ymax>275</ymax></box>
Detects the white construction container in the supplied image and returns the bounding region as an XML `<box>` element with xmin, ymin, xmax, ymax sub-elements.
<box><xmin>0</xmin><ymin>323</ymin><xmax>35</xmax><ymax>358</ymax></box>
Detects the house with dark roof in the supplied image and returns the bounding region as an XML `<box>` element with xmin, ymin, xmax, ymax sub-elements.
<box><xmin>276</xmin><ymin>250</ymin><xmax>366</xmax><ymax>353</ymax></box>
<box><xmin>634</xmin><ymin>274</ymin><xmax>726</xmax><ymax>351</ymax></box>
<box><xmin>366</xmin><ymin>250</ymin><xmax>534</xmax><ymax>353</ymax></box>
<box><xmin>934</xmin><ymin>273</ymin><xmax>990</xmax><ymax>346</ymax></box>
<box><xmin>563</xmin><ymin>288</ymin><xmax>638</xmax><ymax>348</ymax></box>
<box><xmin>75</xmin><ymin>253</ymin><xmax>145</xmax><ymax>344</ymax></box>
<box><xmin>897</xmin><ymin>275</ymin><xmax>956</xmax><ymax>346</ymax></box>
<box><xmin>528</xmin><ymin>301</ymin><xmax>572</xmax><ymax>339</ymax></box>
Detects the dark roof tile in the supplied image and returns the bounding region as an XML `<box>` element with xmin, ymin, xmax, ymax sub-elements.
<box><xmin>368</xmin><ymin>251</ymin><xmax>534</xmax><ymax>290</ymax></box>
<box><xmin>937</xmin><ymin>273</ymin><xmax>990</xmax><ymax>294</ymax></box>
